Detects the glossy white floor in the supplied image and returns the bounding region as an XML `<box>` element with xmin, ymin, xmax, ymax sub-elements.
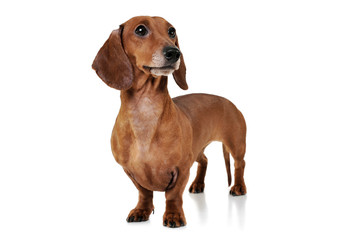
<box><xmin>1</xmin><ymin>0</ymin><xmax>361</xmax><ymax>239</ymax></box>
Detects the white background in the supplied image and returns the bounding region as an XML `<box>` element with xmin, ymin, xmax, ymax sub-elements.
<box><xmin>1</xmin><ymin>0</ymin><xmax>360</xmax><ymax>239</ymax></box>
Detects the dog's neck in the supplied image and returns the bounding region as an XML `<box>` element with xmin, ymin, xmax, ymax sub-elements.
<box><xmin>120</xmin><ymin>73</ymin><xmax>175</xmax><ymax>149</ymax></box>
<box><xmin>120</xmin><ymin>73</ymin><xmax>171</xmax><ymax>110</ymax></box>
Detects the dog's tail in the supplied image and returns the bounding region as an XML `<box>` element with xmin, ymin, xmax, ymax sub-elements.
<box><xmin>222</xmin><ymin>144</ymin><xmax>232</xmax><ymax>186</ymax></box>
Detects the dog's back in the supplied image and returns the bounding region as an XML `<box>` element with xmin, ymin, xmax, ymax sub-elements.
<box><xmin>173</xmin><ymin>93</ymin><xmax>246</xmax><ymax>149</ymax></box>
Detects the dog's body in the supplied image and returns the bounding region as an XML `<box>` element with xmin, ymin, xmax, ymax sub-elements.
<box><xmin>92</xmin><ymin>16</ymin><xmax>247</xmax><ymax>228</ymax></box>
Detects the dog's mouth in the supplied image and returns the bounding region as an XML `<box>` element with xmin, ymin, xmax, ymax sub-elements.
<box><xmin>143</xmin><ymin>65</ymin><xmax>177</xmax><ymax>76</ymax></box>
<box><xmin>143</xmin><ymin>65</ymin><xmax>175</xmax><ymax>71</ymax></box>
<box><xmin>143</xmin><ymin>58</ymin><xmax>180</xmax><ymax>76</ymax></box>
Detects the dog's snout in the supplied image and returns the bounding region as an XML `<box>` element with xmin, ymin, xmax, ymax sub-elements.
<box><xmin>163</xmin><ymin>46</ymin><xmax>181</xmax><ymax>64</ymax></box>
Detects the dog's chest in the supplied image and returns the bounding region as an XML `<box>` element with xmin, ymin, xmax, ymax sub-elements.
<box><xmin>111</xmin><ymin>95</ymin><xmax>185</xmax><ymax>189</ymax></box>
<box><xmin>114</xmin><ymin>96</ymin><xmax>175</xmax><ymax>162</ymax></box>
<box><xmin>128</xmin><ymin>97</ymin><xmax>162</xmax><ymax>149</ymax></box>
<box><xmin>114</xmin><ymin>123</ymin><xmax>181</xmax><ymax>191</ymax></box>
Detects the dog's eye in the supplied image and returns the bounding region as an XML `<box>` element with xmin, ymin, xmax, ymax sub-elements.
<box><xmin>135</xmin><ymin>25</ymin><xmax>148</xmax><ymax>37</ymax></box>
<box><xmin>168</xmin><ymin>27</ymin><xmax>176</xmax><ymax>38</ymax></box>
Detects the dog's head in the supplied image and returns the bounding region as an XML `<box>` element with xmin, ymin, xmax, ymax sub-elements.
<box><xmin>92</xmin><ymin>16</ymin><xmax>187</xmax><ymax>90</ymax></box>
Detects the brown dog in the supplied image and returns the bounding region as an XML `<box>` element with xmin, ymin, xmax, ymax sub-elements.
<box><xmin>92</xmin><ymin>16</ymin><xmax>247</xmax><ymax>228</ymax></box>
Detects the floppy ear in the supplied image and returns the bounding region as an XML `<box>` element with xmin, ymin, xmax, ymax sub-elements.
<box><xmin>92</xmin><ymin>25</ymin><xmax>133</xmax><ymax>90</ymax></box>
<box><xmin>172</xmin><ymin>38</ymin><xmax>188</xmax><ymax>90</ymax></box>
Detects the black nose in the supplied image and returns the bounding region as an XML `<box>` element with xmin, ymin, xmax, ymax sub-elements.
<box><xmin>163</xmin><ymin>46</ymin><xmax>181</xmax><ymax>64</ymax></box>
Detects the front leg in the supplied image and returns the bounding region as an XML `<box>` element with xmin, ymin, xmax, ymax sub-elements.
<box><xmin>127</xmin><ymin>188</ymin><xmax>154</xmax><ymax>222</ymax></box>
<box><xmin>163</xmin><ymin>170</ymin><xmax>189</xmax><ymax>228</ymax></box>
<box><xmin>124</xmin><ymin>170</ymin><xmax>154</xmax><ymax>222</ymax></box>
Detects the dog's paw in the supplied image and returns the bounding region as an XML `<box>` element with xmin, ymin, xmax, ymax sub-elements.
<box><xmin>189</xmin><ymin>182</ymin><xmax>205</xmax><ymax>193</ymax></box>
<box><xmin>126</xmin><ymin>208</ymin><xmax>153</xmax><ymax>222</ymax></box>
<box><xmin>230</xmin><ymin>184</ymin><xmax>247</xmax><ymax>196</ymax></box>
<box><xmin>163</xmin><ymin>212</ymin><xmax>186</xmax><ymax>228</ymax></box>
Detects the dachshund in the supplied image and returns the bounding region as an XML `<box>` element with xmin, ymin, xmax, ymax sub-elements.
<box><xmin>92</xmin><ymin>16</ymin><xmax>247</xmax><ymax>228</ymax></box>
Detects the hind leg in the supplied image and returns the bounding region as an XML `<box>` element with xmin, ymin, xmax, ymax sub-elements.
<box><xmin>189</xmin><ymin>152</ymin><xmax>208</xmax><ymax>193</ymax></box>
<box><xmin>226</xmin><ymin>142</ymin><xmax>247</xmax><ymax>196</ymax></box>
<box><xmin>230</xmin><ymin>155</ymin><xmax>247</xmax><ymax>196</ymax></box>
